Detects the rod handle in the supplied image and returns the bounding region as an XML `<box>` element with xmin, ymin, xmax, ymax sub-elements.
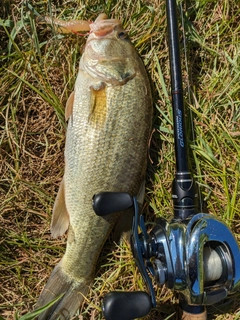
<box><xmin>179</xmin><ymin>308</ymin><xmax>207</xmax><ymax>320</ymax></box>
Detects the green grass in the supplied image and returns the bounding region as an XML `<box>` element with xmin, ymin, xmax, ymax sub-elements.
<box><xmin>0</xmin><ymin>0</ymin><xmax>240</xmax><ymax>319</ymax></box>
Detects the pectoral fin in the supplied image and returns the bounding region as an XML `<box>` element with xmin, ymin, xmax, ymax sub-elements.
<box><xmin>89</xmin><ymin>85</ymin><xmax>107</xmax><ymax>128</ymax></box>
<box><xmin>51</xmin><ymin>177</ymin><xmax>70</xmax><ymax>238</ymax></box>
<box><xmin>65</xmin><ymin>91</ymin><xmax>75</xmax><ymax>121</ymax></box>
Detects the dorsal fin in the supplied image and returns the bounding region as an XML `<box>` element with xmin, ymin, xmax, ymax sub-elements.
<box><xmin>51</xmin><ymin>177</ymin><xmax>70</xmax><ymax>238</ymax></box>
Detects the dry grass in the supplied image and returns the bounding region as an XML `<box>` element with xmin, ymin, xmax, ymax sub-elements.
<box><xmin>0</xmin><ymin>0</ymin><xmax>240</xmax><ymax>319</ymax></box>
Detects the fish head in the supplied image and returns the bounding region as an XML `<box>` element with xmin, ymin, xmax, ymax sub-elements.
<box><xmin>80</xmin><ymin>15</ymin><xmax>137</xmax><ymax>85</ymax></box>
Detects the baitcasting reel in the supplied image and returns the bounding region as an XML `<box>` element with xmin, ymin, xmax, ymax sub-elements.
<box><xmin>93</xmin><ymin>192</ymin><xmax>240</xmax><ymax>319</ymax></box>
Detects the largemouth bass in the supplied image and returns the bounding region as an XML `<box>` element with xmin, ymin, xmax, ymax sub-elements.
<box><xmin>36</xmin><ymin>14</ymin><xmax>152</xmax><ymax>319</ymax></box>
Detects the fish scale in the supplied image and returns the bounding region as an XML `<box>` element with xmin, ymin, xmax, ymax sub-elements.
<box><xmin>36</xmin><ymin>15</ymin><xmax>152</xmax><ymax>320</ymax></box>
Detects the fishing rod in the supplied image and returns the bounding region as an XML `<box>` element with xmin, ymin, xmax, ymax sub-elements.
<box><xmin>92</xmin><ymin>0</ymin><xmax>240</xmax><ymax>318</ymax></box>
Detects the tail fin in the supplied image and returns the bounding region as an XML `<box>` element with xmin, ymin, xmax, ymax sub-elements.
<box><xmin>36</xmin><ymin>262</ymin><xmax>91</xmax><ymax>320</ymax></box>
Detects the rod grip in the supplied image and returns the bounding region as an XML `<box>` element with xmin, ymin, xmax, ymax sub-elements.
<box><xmin>179</xmin><ymin>308</ymin><xmax>207</xmax><ymax>320</ymax></box>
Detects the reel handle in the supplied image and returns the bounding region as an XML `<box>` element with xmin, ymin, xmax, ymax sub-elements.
<box><xmin>103</xmin><ymin>291</ymin><xmax>152</xmax><ymax>320</ymax></box>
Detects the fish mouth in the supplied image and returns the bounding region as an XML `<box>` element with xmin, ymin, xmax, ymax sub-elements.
<box><xmin>84</xmin><ymin>38</ymin><xmax>128</xmax><ymax>66</ymax></box>
<box><xmin>90</xmin><ymin>17</ymin><xmax>122</xmax><ymax>37</ymax></box>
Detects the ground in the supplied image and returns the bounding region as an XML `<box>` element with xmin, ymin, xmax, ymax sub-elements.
<box><xmin>0</xmin><ymin>0</ymin><xmax>240</xmax><ymax>319</ymax></box>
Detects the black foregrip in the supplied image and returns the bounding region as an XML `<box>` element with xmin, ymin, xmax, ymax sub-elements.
<box><xmin>92</xmin><ymin>192</ymin><xmax>133</xmax><ymax>216</ymax></box>
<box><xmin>103</xmin><ymin>291</ymin><xmax>152</xmax><ymax>320</ymax></box>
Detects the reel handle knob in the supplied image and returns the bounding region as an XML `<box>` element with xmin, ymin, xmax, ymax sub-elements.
<box><xmin>92</xmin><ymin>192</ymin><xmax>133</xmax><ymax>216</ymax></box>
<box><xmin>103</xmin><ymin>291</ymin><xmax>152</xmax><ymax>320</ymax></box>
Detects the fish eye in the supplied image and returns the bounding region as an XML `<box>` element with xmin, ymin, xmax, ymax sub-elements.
<box><xmin>118</xmin><ymin>31</ymin><xmax>128</xmax><ymax>39</ymax></box>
